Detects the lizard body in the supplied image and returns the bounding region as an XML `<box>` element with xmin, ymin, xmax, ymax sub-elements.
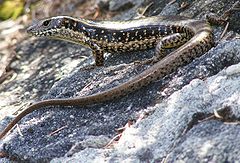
<box><xmin>27</xmin><ymin>15</ymin><xmax>197</xmax><ymax>66</ymax></box>
<box><xmin>0</xmin><ymin>15</ymin><xmax>213</xmax><ymax>139</ymax></box>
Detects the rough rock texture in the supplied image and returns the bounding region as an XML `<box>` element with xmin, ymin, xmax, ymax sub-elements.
<box><xmin>52</xmin><ymin>57</ymin><xmax>240</xmax><ymax>162</ymax></box>
<box><xmin>0</xmin><ymin>0</ymin><xmax>240</xmax><ymax>162</ymax></box>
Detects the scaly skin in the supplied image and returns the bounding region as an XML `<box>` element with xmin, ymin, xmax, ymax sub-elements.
<box><xmin>0</xmin><ymin>16</ymin><xmax>213</xmax><ymax>139</ymax></box>
<box><xmin>27</xmin><ymin>15</ymin><xmax>196</xmax><ymax>66</ymax></box>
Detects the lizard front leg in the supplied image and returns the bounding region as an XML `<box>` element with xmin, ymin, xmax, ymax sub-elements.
<box><xmin>92</xmin><ymin>49</ymin><xmax>105</xmax><ymax>66</ymax></box>
<box><xmin>88</xmin><ymin>41</ymin><xmax>105</xmax><ymax>67</ymax></box>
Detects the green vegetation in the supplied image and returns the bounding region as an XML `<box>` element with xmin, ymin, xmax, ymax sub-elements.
<box><xmin>0</xmin><ymin>0</ymin><xmax>25</xmax><ymax>20</ymax></box>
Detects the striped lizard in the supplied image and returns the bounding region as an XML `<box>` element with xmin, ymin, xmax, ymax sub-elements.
<box><xmin>1</xmin><ymin>14</ymin><xmax>215</xmax><ymax>139</ymax></box>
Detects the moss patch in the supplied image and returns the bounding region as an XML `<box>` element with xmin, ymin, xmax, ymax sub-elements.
<box><xmin>0</xmin><ymin>0</ymin><xmax>24</xmax><ymax>20</ymax></box>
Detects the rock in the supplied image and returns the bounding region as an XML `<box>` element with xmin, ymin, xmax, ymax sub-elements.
<box><xmin>96</xmin><ymin>0</ymin><xmax>110</xmax><ymax>11</ymax></box>
<box><xmin>1</xmin><ymin>0</ymin><xmax>240</xmax><ymax>162</ymax></box>
<box><xmin>109</xmin><ymin>0</ymin><xmax>135</xmax><ymax>12</ymax></box>
<box><xmin>52</xmin><ymin>41</ymin><xmax>240</xmax><ymax>162</ymax></box>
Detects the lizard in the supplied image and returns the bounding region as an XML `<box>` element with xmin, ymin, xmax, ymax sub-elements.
<box><xmin>0</xmin><ymin>14</ymin><xmax>216</xmax><ymax>139</ymax></box>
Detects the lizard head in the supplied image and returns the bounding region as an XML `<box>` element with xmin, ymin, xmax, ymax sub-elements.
<box><xmin>27</xmin><ymin>17</ymin><xmax>64</xmax><ymax>37</ymax></box>
<box><xmin>27</xmin><ymin>16</ymin><xmax>91</xmax><ymax>45</ymax></box>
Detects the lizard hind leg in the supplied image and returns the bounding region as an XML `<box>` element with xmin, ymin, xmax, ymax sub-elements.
<box><xmin>145</xmin><ymin>32</ymin><xmax>191</xmax><ymax>65</ymax></box>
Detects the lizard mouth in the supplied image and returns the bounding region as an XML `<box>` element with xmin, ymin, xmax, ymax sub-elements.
<box><xmin>27</xmin><ymin>27</ymin><xmax>59</xmax><ymax>37</ymax></box>
<box><xmin>32</xmin><ymin>30</ymin><xmax>54</xmax><ymax>37</ymax></box>
<box><xmin>27</xmin><ymin>23</ymin><xmax>60</xmax><ymax>37</ymax></box>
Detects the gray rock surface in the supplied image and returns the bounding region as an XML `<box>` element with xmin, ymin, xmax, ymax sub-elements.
<box><xmin>52</xmin><ymin>41</ymin><xmax>240</xmax><ymax>162</ymax></box>
<box><xmin>109</xmin><ymin>0</ymin><xmax>136</xmax><ymax>12</ymax></box>
<box><xmin>0</xmin><ymin>0</ymin><xmax>240</xmax><ymax>162</ymax></box>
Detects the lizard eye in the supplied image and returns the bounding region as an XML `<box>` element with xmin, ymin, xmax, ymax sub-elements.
<box><xmin>43</xmin><ymin>20</ymin><xmax>50</xmax><ymax>26</ymax></box>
